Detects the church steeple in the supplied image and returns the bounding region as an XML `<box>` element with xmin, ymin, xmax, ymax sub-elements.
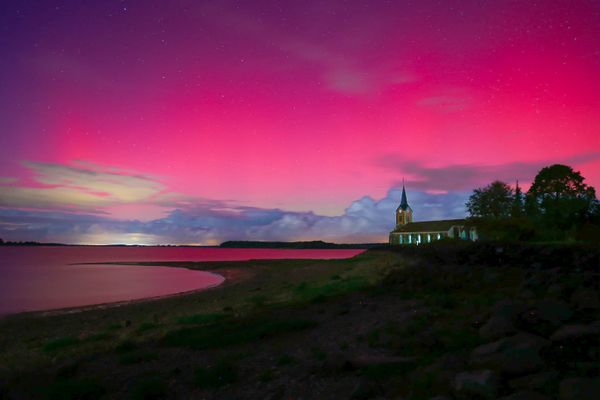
<box><xmin>400</xmin><ymin>184</ymin><xmax>409</xmax><ymax>210</ymax></box>
<box><xmin>396</xmin><ymin>182</ymin><xmax>413</xmax><ymax>226</ymax></box>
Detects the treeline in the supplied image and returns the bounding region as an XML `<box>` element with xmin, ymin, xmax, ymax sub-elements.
<box><xmin>466</xmin><ymin>164</ymin><xmax>600</xmax><ymax>242</ymax></box>
<box><xmin>219</xmin><ymin>240</ymin><xmax>379</xmax><ymax>249</ymax></box>
<box><xmin>0</xmin><ymin>239</ymin><xmax>67</xmax><ymax>246</ymax></box>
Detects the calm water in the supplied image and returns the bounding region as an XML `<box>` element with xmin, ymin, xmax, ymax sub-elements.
<box><xmin>0</xmin><ymin>246</ymin><xmax>363</xmax><ymax>315</ymax></box>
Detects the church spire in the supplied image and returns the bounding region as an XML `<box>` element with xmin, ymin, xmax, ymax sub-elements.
<box><xmin>399</xmin><ymin>181</ymin><xmax>410</xmax><ymax>210</ymax></box>
<box><xmin>396</xmin><ymin>181</ymin><xmax>413</xmax><ymax>227</ymax></box>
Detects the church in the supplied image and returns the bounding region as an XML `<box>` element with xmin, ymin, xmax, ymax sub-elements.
<box><xmin>389</xmin><ymin>184</ymin><xmax>478</xmax><ymax>245</ymax></box>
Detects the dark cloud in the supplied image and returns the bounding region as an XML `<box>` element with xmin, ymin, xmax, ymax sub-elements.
<box><xmin>375</xmin><ymin>152</ymin><xmax>600</xmax><ymax>192</ymax></box>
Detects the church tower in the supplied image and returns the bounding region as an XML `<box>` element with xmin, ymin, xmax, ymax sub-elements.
<box><xmin>396</xmin><ymin>183</ymin><xmax>413</xmax><ymax>227</ymax></box>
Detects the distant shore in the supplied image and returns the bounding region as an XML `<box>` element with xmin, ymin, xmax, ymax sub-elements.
<box><xmin>0</xmin><ymin>239</ymin><xmax>384</xmax><ymax>248</ymax></box>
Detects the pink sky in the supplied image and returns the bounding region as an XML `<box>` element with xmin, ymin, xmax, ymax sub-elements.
<box><xmin>0</xmin><ymin>1</ymin><xmax>599</xmax><ymax>244</ymax></box>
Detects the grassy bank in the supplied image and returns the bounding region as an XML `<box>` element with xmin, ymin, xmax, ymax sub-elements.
<box><xmin>1</xmin><ymin>243</ymin><xmax>598</xmax><ymax>399</ymax></box>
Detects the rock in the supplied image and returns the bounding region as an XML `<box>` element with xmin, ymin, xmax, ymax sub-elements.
<box><xmin>522</xmin><ymin>274</ymin><xmax>546</xmax><ymax>289</ymax></box>
<box><xmin>509</xmin><ymin>370</ymin><xmax>558</xmax><ymax>391</ymax></box>
<box><xmin>471</xmin><ymin>332</ymin><xmax>549</xmax><ymax>375</ymax></box>
<box><xmin>351</xmin><ymin>354</ymin><xmax>416</xmax><ymax>368</ymax></box>
<box><xmin>534</xmin><ymin>299</ymin><xmax>572</xmax><ymax>325</ymax></box>
<box><xmin>550</xmin><ymin>323</ymin><xmax>600</xmax><ymax>342</ymax></box>
<box><xmin>423</xmin><ymin>354</ymin><xmax>467</xmax><ymax>389</ymax></box>
<box><xmin>570</xmin><ymin>287</ymin><xmax>600</xmax><ymax>310</ymax></box>
<box><xmin>518</xmin><ymin>299</ymin><xmax>572</xmax><ymax>336</ymax></box>
<box><xmin>453</xmin><ymin>370</ymin><xmax>498</xmax><ymax>399</ymax></box>
<box><xmin>490</xmin><ymin>299</ymin><xmax>527</xmax><ymax>320</ymax></box>
<box><xmin>480</xmin><ymin>315</ymin><xmax>516</xmax><ymax>340</ymax></box>
<box><xmin>559</xmin><ymin>377</ymin><xmax>600</xmax><ymax>400</ymax></box>
<box><xmin>517</xmin><ymin>289</ymin><xmax>536</xmax><ymax>301</ymax></box>
<box><xmin>324</xmin><ymin>352</ymin><xmax>355</xmax><ymax>372</ymax></box>
<box><xmin>351</xmin><ymin>378</ymin><xmax>383</xmax><ymax>400</ymax></box>
<box><xmin>498</xmin><ymin>390</ymin><xmax>551</xmax><ymax>400</ymax></box>
<box><xmin>546</xmin><ymin>283</ymin><xmax>565</xmax><ymax>298</ymax></box>
<box><xmin>543</xmin><ymin>322</ymin><xmax>600</xmax><ymax>365</ymax></box>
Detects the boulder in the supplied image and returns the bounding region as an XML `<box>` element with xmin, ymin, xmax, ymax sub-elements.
<box><xmin>351</xmin><ymin>378</ymin><xmax>383</xmax><ymax>400</ymax></box>
<box><xmin>550</xmin><ymin>323</ymin><xmax>600</xmax><ymax>342</ymax></box>
<box><xmin>543</xmin><ymin>322</ymin><xmax>600</xmax><ymax>365</ymax></box>
<box><xmin>518</xmin><ymin>299</ymin><xmax>572</xmax><ymax>336</ymax></box>
<box><xmin>517</xmin><ymin>289</ymin><xmax>536</xmax><ymax>301</ymax></box>
<box><xmin>479</xmin><ymin>315</ymin><xmax>516</xmax><ymax>341</ymax></box>
<box><xmin>534</xmin><ymin>299</ymin><xmax>572</xmax><ymax>325</ymax></box>
<box><xmin>498</xmin><ymin>390</ymin><xmax>551</xmax><ymax>400</ymax></box>
<box><xmin>509</xmin><ymin>370</ymin><xmax>558</xmax><ymax>391</ymax></box>
<box><xmin>423</xmin><ymin>354</ymin><xmax>467</xmax><ymax>389</ymax></box>
<box><xmin>471</xmin><ymin>332</ymin><xmax>548</xmax><ymax>375</ymax></box>
<box><xmin>546</xmin><ymin>283</ymin><xmax>565</xmax><ymax>298</ymax></box>
<box><xmin>453</xmin><ymin>370</ymin><xmax>498</xmax><ymax>399</ymax></box>
<box><xmin>570</xmin><ymin>287</ymin><xmax>600</xmax><ymax>310</ymax></box>
<box><xmin>559</xmin><ymin>377</ymin><xmax>600</xmax><ymax>400</ymax></box>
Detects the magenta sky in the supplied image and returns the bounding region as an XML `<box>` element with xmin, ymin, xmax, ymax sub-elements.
<box><xmin>1</xmin><ymin>1</ymin><xmax>599</xmax><ymax>244</ymax></box>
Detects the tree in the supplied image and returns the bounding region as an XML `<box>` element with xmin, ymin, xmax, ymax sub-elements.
<box><xmin>527</xmin><ymin>164</ymin><xmax>598</xmax><ymax>234</ymax></box>
<box><xmin>511</xmin><ymin>180</ymin><xmax>524</xmax><ymax>218</ymax></box>
<box><xmin>466</xmin><ymin>181</ymin><xmax>514</xmax><ymax>219</ymax></box>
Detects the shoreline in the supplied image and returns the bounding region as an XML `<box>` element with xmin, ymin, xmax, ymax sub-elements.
<box><xmin>1</xmin><ymin>252</ymin><xmax>362</xmax><ymax>320</ymax></box>
<box><xmin>2</xmin><ymin>266</ymin><xmax>253</xmax><ymax>319</ymax></box>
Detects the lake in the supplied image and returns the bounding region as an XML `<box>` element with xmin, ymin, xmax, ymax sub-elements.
<box><xmin>0</xmin><ymin>246</ymin><xmax>364</xmax><ymax>315</ymax></box>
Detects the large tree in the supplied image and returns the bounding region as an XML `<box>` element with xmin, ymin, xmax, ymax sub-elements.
<box><xmin>527</xmin><ymin>164</ymin><xmax>598</xmax><ymax>232</ymax></box>
<box><xmin>466</xmin><ymin>180</ymin><xmax>514</xmax><ymax>219</ymax></box>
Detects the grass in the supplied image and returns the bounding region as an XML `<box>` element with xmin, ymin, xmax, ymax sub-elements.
<box><xmin>292</xmin><ymin>276</ymin><xmax>370</xmax><ymax>303</ymax></box>
<box><xmin>276</xmin><ymin>354</ymin><xmax>295</xmax><ymax>366</ymax></box>
<box><xmin>176</xmin><ymin>312</ymin><xmax>228</xmax><ymax>325</ymax></box>
<box><xmin>43</xmin><ymin>336</ymin><xmax>79</xmax><ymax>352</ymax></box>
<box><xmin>131</xmin><ymin>376</ymin><xmax>167</xmax><ymax>400</ymax></box>
<box><xmin>136</xmin><ymin>322</ymin><xmax>159</xmax><ymax>333</ymax></box>
<box><xmin>119</xmin><ymin>350</ymin><xmax>159</xmax><ymax>365</ymax></box>
<box><xmin>194</xmin><ymin>362</ymin><xmax>237</xmax><ymax>389</ymax></box>
<box><xmin>38</xmin><ymin>379</ymin><xmax>106</xmax><ymax>400</ymax></box>
<box><xmin>162</xmin><ymin>317</ymin><xmax>318</xmax><ymax>350</ymax></box>
<box><xmin>115</xmin><ymin>339</ymin><xmax>137</xmax><ymax>354</ymax></box>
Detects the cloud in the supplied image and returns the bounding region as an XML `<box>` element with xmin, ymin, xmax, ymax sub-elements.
<box><xmin>0</xmin><ymin>186</ymin><xmax>468</xmax><ymax>245</ymax></box>
<box><xmin>375</xmin><ymin>152</ymin><xmax>600</xmax><ymax>192</ymax></box>
<box><xmin>0</xmin><ymin>160</ymin><xmax>188</xmax><ymax>214</ymax></box>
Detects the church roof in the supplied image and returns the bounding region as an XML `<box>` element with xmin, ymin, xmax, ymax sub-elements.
<box><xmin>397</xmin><ymin>185</ymin><xmax>411</xmax><ymax>211</ymax></box>
<box><xmin>392</xmin><ymin>219</ymin><xmax>468</xmax><ymax>233</ymax></box>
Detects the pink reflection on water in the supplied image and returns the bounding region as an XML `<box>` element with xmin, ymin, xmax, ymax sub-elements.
<box><xmin>0</xmin><ymin>247</ymin><xmax>364</xmax><ymax>314</ymax></box>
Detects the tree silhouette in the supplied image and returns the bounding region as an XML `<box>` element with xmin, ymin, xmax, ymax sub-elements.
<box><xmin>511</xmin><ymin>180</ymin><xmax>524</xmax><ymax>218</ymax></box>
<box><xmin>466</xmin><ymin>180</ymin><xmax>514</xmax><ymax>219</ymax></box>
<box><xmin>527</xmin><ymin>164</ymin><xmax>598</xmax><ymax>234</ymax></box>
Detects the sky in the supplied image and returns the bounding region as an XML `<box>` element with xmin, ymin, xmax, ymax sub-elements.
<box><xmin>0</xmin><ymin>0</ymin><xmax>599</xmax><ymax>244</ymax></box>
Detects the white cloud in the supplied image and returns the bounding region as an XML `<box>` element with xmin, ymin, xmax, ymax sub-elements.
<box><xmin>0</xmin><ymin>186</ymin><xmax>469</xmax><ymax>244</ymax></box>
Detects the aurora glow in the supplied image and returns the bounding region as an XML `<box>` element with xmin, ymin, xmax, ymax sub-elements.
<box><xmin>1</xmin><ymin>1</ymin><xmax>599</xmax><ymax>244</ymax></box>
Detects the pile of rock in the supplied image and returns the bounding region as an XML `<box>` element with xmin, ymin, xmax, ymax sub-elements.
<box><xmin>450</xmin><ymin>282</ymin><xmax>599</xmax><ymax>400</ymax></box>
